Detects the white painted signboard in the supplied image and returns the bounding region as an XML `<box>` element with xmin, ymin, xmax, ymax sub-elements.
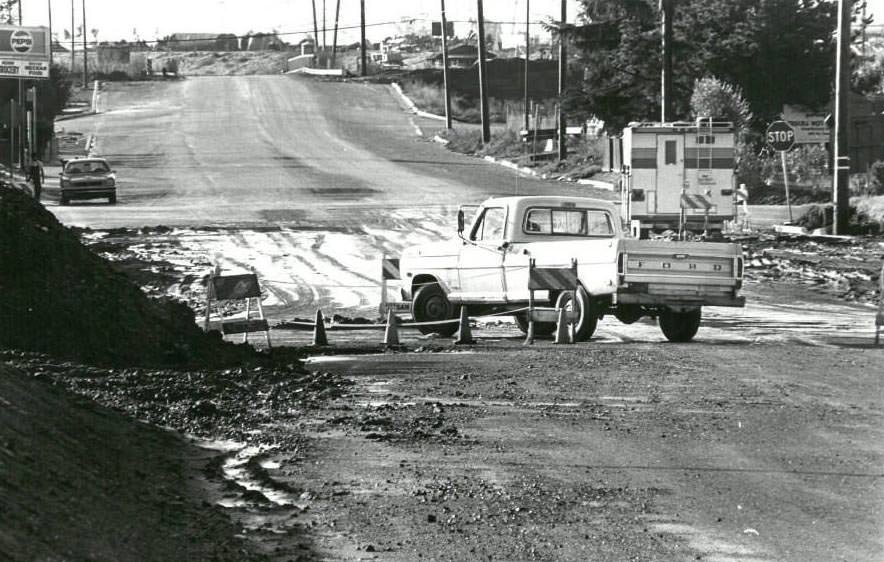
<box><xmin>0</xmin><ymin>26</ymin><xmax>50</xmax><ymax>79</ymax></box>
<box><xmin>782</xmin><ymin>105</ymin><xmax>829</xmax><ymax>144</ymax></box>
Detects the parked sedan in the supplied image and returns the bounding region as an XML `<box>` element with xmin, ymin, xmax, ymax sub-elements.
<box><xmin>59</xmin><ymin>158</ymin><xmax>117</xmax><ymax>205</ymax></box>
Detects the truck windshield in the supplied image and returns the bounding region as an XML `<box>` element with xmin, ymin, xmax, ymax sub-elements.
<box><xmin>524</xmin><ymin>208</ymin><xmax>613</xmax><ymax>237</ymax></box>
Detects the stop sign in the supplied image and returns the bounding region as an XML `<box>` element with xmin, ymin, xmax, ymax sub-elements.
<box><xmin>766</xmin><ymin>120</ymin><xmax>796</xmax><ymax>152</ymax></box>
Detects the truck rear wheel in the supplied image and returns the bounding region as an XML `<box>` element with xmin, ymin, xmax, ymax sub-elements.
<box><xmin>659</xmin><ymin>308</ymin><xmax>701</xmax><ymax>342</ymax></box>
<box><xmin>554</xmin><ymin>286</ymin><xmax>597</xmax><ymax>342</ymax></box>
<box><xmin>412</xmin><ymin>282</ymin><xmax>458</xmax><ymax>337</ymax></box>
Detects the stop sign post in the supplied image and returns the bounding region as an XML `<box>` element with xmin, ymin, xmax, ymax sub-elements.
<box><xmin>767</xmin><ymin>120</ymin><xmax>796</xmax><ymax>222</ymax></box>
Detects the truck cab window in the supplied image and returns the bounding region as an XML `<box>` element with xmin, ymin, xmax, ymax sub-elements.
<box><xmin>586</xmin><ymin>210</ymin><xmax>614</xmax><ymax>235</ymax></box>
<box><xmin>472</xmin><ymin>207</ymin><xmax>506</xmax><ymax>241</ymax></box>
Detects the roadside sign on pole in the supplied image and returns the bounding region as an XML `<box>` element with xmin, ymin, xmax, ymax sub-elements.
<box><xmin>0</xmin><ymin>26</ymin><xmax>51</xmax><ymax>79</ymax></box>
<box><xmin>766</xmin><ymin>121</ymin><xmax>796</xmax><ymax>152</ymax></box>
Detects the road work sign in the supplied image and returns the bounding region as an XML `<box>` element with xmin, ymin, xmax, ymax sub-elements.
<box><xmin>782</xmin><ymin>105</ymin><xmax>829</xmax><ymax>144</ymax></box>
<box><xmin>0</xmin><ymin>26</ymin><xmax>50</xmax><ymax>79</ymax></box>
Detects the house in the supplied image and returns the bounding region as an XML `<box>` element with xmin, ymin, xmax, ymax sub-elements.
<box><xmin>428</xmin><ymin>44</ymin><xmax>497</xmax><ymax>68</ymax></box>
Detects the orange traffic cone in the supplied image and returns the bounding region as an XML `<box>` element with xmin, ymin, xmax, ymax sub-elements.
<box><xmin>553</xmin><ymin>307</ymin><xmax>572</xmax><ymax>345</ymax></box>
<box><xmin>313</xmin><ymin>309</ymin><xmax>329</xmax><ymax>346</ymax></box>
<box><xmin>384</xmin><ymin>309</ymin><xmax>400</xmax><ymax>347</ymax></box>
<box><xmin>454</xmin><ymin>306</ymin><xmax>474</xmax><ymax>345</ymax></box>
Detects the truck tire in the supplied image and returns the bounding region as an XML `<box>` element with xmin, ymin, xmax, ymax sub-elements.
<box><xmin>514</xmin><ymin>313</ymin><xmax>556</xmax><ymax>337</ymax></box>
<box><xmin>554</xmin><ymin>286</ymin><xmax>597</xmax><ymax>342</ymax></box>
<box><xmin>412</xmin><ymin>282</ymin><xmax>458</xmax><ymax>337</ymax></box>
<box><xmin>659</xmin><ymin>308</ymin><xmax>701</xmax><ymax>342</ymax></box>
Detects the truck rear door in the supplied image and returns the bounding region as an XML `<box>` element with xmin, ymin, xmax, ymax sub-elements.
<box><xmin>656</xmin><ymin>135</ymin><xmax>685</xmax><ymax>215</ymax></box>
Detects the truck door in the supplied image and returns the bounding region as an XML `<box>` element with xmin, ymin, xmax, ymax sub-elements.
<box><xmin>656</xmin><ymin>135</ymin><xmax>685</xmax><ymax>215</ymax></box>
<box><xmin>457</xmin><ymin>206</ymin><xmax>507</xmax><ymax>302</ymax></box>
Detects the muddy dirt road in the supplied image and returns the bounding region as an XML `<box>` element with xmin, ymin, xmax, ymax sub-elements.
<box><xmin>33</xmin><ymin>76</ymin><xmax>884</xmax><ymax>561</ymax></box>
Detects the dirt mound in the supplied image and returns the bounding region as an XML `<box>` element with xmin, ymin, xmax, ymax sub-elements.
<box><xmin>0</xmin><ymin>364</ymin><xmax>265</xmax><ymax>562</ymax></box>
<box><xmin>154</xmin><ymin>51</ymin><xmax>292</xmax><ymax>76</ymax></box>
<box><xmin>0</xmin><ymin>186</ymin><xmax>258</xmax><ymax>367</ymax></box>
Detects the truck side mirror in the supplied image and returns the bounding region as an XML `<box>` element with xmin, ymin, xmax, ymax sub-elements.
<box><xmin>457</xmin><ymin>209</ymin><xmax>465</xmax><ymax>233</ymax></box>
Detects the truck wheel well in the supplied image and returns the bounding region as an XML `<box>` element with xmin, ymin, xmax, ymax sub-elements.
<box><xmin>412</xmin><ymin>275</ymin><xmax>441</xmax><ymax>295</ymax></box>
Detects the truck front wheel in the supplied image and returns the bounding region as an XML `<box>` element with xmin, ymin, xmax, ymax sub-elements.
<box><xmin>555</xmin><ymin>287</ymin><xmax>598</xmax><ymax>342</ymax></box>
<box><xmin>412</xmin><ymin>282</ymin><xmax>458</xmax><ymax>337</ymax></box>
<box><xmin>659</xmin><ymin>308</ymin><xmax>701</xmax><ymax>342</ymax></box>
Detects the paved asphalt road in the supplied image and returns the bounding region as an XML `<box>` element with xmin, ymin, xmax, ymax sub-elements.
<box><xmin>49</xmin><ymin>77</ymin><xmax>595</xmax><ymax>228</ymax></box>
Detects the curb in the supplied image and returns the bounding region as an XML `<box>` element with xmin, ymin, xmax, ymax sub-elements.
<box><xmin>390</xmin><ymin>82</ymin><xmax>447</xmax><ymax>122</ymax></box>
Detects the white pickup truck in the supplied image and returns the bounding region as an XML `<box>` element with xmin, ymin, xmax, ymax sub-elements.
<box><xmin>398</xmin><ymin>196</ymin><xmax>745</xmax><ymax>342</ymax></box>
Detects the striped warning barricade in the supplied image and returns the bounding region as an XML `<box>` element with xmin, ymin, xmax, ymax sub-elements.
<box><xmin>681</xmin><ymin>193</ymin><xmax>713</xmax><ymax>210</ymax></box>
<box><xmin>379</xmin><ymin>256</ymin><xmax>407</xmax><ymax>316</ymax></box>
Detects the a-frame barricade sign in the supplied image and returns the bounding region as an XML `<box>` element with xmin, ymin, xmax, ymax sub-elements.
<box><xmin>203</xmin><ymin>270</ymin><xmax>271</xmax><ymax>348</ymax></box>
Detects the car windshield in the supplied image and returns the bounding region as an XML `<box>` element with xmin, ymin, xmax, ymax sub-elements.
<box><xmin>66</xmin><ymin>161</ymin><xmax>110</xmax><ymax>174</ymax></box>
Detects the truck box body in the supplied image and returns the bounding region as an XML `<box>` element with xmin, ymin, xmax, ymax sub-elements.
<box><xmin>622</xmin><ymin>121</ymin><xmax>736</xmax><ymax>235</ymax></box>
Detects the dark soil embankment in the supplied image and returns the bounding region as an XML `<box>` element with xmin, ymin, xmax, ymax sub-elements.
<box><xmin>0</xmin><ymin>187</ymin><xmax>261</xmax><ymax>367</ymax></box>
<box><xmin>0</xmin><ymin>364</ymin><xmax>264</xmax><ymax>562</ymax></box>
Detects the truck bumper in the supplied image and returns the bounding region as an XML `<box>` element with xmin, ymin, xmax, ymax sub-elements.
<box><xmin>617</xmin><ymin>292</ymin><xmax>745</xmax><ymax>307</ymax></box>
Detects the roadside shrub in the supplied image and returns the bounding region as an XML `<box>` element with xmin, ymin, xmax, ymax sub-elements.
<box><xmin>441</xmin><ymin>129</ymin><xmax>484</xmax><ymax>154</ymax></box>
<box><xmin>165</xmin><ymin>58</ymin><xmax>179</xmax><ymax>74</ymax></box>
<box><xmin>477</xmin><ymin>129</ymin><xmax>524</xmax><ymax>158</ymax></box>
<box><xmin>864</xmin><ymin>160</ymin><xmax>884</xmax><ymax>196</ymax></box>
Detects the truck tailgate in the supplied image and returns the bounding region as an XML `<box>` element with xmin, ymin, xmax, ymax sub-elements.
<box><xmin>617</xmin><ymin>239</ymin><xmax>744</xmax><ymax>307</ymax></box>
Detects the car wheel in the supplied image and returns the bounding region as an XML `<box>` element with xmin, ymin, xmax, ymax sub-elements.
<box><xmin>554</xmin><ymin>286</ymin><xmax>598</xmax><ymax>342</ymax></box>
<box><xmin>412</xmin><ymin>282</ymin><xmax>458</xmax><ymax>337</ymax></box>
<box><xmin>60</xmin><ymin>196</ymin><xmax>68</xmax><ymax>206</ymax></box>
<box><xmin>514</xmin><ymin>313</ymin><xmax>556</xmax><ymax>337</ymax></box>
<box><xmin>108</xmin><ymin>193</ymin><xmax>116</xmax><ymax>204</ymax></box>
<box><xmin>659</xmin><ymin>308</ymin><xmax>701</xmax><ymax>342</ymax></box>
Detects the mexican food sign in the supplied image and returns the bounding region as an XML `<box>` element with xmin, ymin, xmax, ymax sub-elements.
<box><xmin>0</xmin><ymin>26</ymin><xmax>50</xmax><ymax>79</ymax></box>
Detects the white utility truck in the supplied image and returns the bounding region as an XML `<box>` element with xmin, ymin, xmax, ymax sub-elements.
<box><xmin>622</xmin><ymin>119</ymin><xmax>737</xmax><ymax>238</ymax></box>
<box><xmin>398</xmin><ymin>196</ymin><xmax>744</xmax><ymax>342</ymax></box>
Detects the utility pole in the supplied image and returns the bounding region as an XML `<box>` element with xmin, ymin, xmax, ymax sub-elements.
<box><xmin>322</xmin><ymin>0</ymin><xmax>327</xmax><ymax>57</ymax></box>
<box><xmin>523</xmin><ymin>0</ymin><xmax>530</xmax><ymax>132</ymax></box>
<box><xmin>311</xmin><ymin>0</ymin><xmax>319</xmax><ymax>65</ymax></box>
<box><xmin>82</xmin><ymin>0</ymin><xmax>88</xmax><ymax>86</ymax></box>
<box><xmin>660</xmin><ymin>0</ymin><xmax>673</xmax><ymax>122</ymax></box>
<box><xmin>476</xmin><ymin>0</ymin><xmax>491</xmax><ymax>143</ymax></box>
<box><xmin>440</xmin><ymin>0</ymin><xmax>452</xmax><ymax>129</ymax></box>
<box><xmin>48</xmin><ymin>0</ymin><xmax>54</xmax><ymax>65</ymax></box>
<box><xmin>18</xmin><ymin>0</ymin><xmax>23</xmax><ymax>168</ymax></box>
<box><xmin>70</xmin><ymin>0</ymin><xmax>75</xmax><ymax>73</ymax></box>
<box><xmin>360</xmin><ymin>0</ymin><xmax>367</xmax><ymax>76</ymax></box>
<box><xmin>557</xmin><ymin>0</ymin><xmax>566</xmax><ymax>161</ymax></box>
<box><xmin>833</xmin><ymin>0</ymin><xmax>852</xmax><ymax>235</ymax></box>
<box><xmin>331</xmin><ymin>0</ymin><xmax>340</xmax><ymax>66</ymax></box>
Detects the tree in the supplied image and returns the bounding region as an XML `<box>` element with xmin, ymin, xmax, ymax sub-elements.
<box><xmin>567</xmin><ymin>0</ymin><xmax>863</xmax><ymax>131</ymax></box>
<box><xmin>0</xmin><ymin>1</ymin><xmax>19</xmax><ymax>24</ymax></box>
<box><xmin>690</xmin><ymin>77</ymin><xmax>752</xmax><ymax>134</ymax></box>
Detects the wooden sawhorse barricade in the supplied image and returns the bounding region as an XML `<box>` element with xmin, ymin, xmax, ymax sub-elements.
<box><xmin>525</xmin><ymin>259</ymin><xmax>578</xmax><ymax>345</ymax></box>
<box><xmin>203</xmin><ymin>271</ymin><xmax>272</xmax><ymax>348</ymax></box>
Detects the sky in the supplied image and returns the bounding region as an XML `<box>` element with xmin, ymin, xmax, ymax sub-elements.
<box><xmin>16</xmin><ymin>0</ymin><xmax>884</xmax><ymax>46</ymax></box>
<box><xmin>18</xmin><ymin>0</ymin><xmax>584</xmax><ymax>45</ymax></box>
